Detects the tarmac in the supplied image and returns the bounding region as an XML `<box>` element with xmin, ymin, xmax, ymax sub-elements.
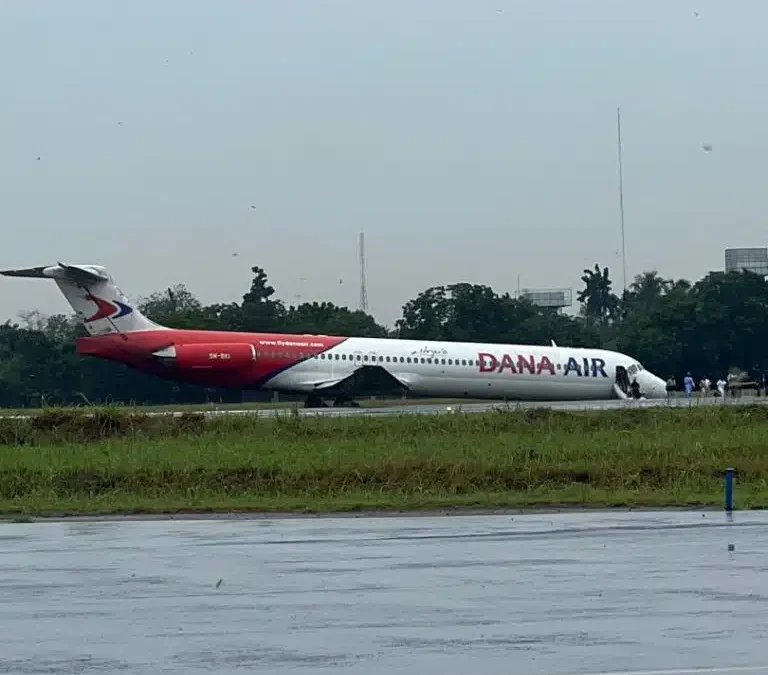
<box><xmin>236</xmin><ymin>394</ymin><xmax>766</xmax><ymax>419</ymax></box>
<box><xmin>2</xmin><ymin>510</ymin><xmax>768</xmax><ymax>674</ymax></box>
<box><xmin>1</xmin><ymin>392</ymin><xmax>763</xmax><ymax>420</ymax></box>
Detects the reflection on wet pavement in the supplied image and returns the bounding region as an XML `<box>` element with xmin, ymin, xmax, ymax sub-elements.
<box><xmin>2</xmin><ymin>510</ymin><xmax>768</xmax><ymax>674</ymax></box>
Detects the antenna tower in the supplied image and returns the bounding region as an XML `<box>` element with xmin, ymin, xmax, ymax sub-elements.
<box><xmin>358</xmin><ymin>232</ymin><xmax>368</xmax><ymax>312</ymax></box>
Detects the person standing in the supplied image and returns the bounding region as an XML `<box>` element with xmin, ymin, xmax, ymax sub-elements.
<box><xmin>684</xmin><ymin>372</ymin><xmax>695</xmax><ymax>401</ymax></box>
<box><xmin>666</xmin><ymin>376</ymin><xmax>676</xmax><ymax>403</ymax></box>
<box><xmin>716</xmin><ymin>377</ymin><xmax>727</xmax><ymax>398</ymax></box>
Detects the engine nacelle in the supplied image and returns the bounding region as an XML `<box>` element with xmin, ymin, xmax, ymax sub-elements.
<box><xmin>152</xmin><ymin>343</ymin><xmax>257</xmax><ymax>370</ymax></box>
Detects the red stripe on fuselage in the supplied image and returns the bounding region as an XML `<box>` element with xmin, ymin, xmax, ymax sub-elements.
<box><xmin>76</xmin><ymin>329</ymin><xmax>347</xmax><ymax>388</ymax></box>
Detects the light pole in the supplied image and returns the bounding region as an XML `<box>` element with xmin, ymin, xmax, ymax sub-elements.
<box><xmin>617</xmin><ymin>106</ymin><xmax>627</xmax><ymax>293</ymax></box>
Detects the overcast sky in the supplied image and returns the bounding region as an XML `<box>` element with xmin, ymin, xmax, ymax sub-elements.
<box><xmin>2</xmin><ymin>0</ymin><xmax>766</xmax><ymax>329</ymax></box>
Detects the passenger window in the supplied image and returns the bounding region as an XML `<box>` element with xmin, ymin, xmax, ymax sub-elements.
<box><xmin>400</xmin><ymin>357</ymin><xmax>404</xmax><ymax>363</ymax></box>
<box><xmin>335</xmin><ymin>354</ymin><xmax>339</xmax><ymax>360</ymax></box>
<box><xmin>441</xmin><ymin>358</ymin><xmax>446</xmax><ymax>365</ymax></box>
<box><xmin>406</xmin><ymin>357</ymin><xmax>411</xmax><ymax>363</ymax></box>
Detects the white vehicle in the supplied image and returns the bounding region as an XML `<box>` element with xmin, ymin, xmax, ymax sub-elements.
<box><xmin>1</xmin><ymin>263</ymin><xmax>667</xmax><ymax>407</ymax></box>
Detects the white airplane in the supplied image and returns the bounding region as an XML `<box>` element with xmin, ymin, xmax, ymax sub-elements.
<box><xmin>1</xmin><ymin>263</ymin><xmax>668</xmax><ymax>407</ymax></box>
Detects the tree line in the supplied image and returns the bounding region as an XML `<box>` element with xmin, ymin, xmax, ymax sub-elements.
<box><xmin>0</xmin><ymin>263</ymin><xmax>765</xmax><ymax>407</ymax></box>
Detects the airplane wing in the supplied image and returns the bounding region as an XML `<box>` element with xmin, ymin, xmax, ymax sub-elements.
<box><xmin>302</xmin><ymin>365</ymin><xmax>412</xmax><ymax>398</ymax></box>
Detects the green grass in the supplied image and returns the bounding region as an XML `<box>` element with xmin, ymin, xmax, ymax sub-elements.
<box><xmin>0</xmin><ymin>405</ymin><xmax>767</xmax><ymax>517</ymax></box>
<box><xmin>0</xmin><ymin>396</ymin><xmax>484</xmax><ymax>416</ymax></box>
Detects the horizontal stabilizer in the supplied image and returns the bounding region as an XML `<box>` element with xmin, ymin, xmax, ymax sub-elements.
<box><xmin>0</xmin><ymin>263</ymin><xmax>109</xmax><ymax>284</ymax></box>
<box><xmin>0</xmin><ymin>265</ymin><xmax>49</xmax><ymax>278</ymax></box>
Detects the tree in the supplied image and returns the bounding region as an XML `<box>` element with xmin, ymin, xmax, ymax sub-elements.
<box><xmin>615</xmin><ymin>277</ymin><xmax>695</xmax><ymax>380</ymax></box>
<box><xmin>621</xmin><ymin>271</ymin><xmax>673</xmax><ymax>317</ymax></box>
<box><xmin>689</xmin><ymin>270</ymin><xmax>768</xmax><ymax>378</ymax></box>
<box><xmin>283</xmin><ymin>301</ymin><xmax>387</xmax><ymax>338</ymax></box>
<box><xmin>396</xmin><ymin>284</ymin><xmax>511</xmax><ymax>342</ymax></box>
<box><xmin>396</xmin><ymin>283</ymin><xmax>596</xmax><ymax>347</ymax></box>
<box><xmin>577</xmin><ymin>264</ymin><xmax>620</xmax><ymax>326</ymax></box>
<box><xmin>139</xmin><ymin>284</ymin><xmax>203</xmax><ymax>328</ymax></box>
<box><xmin>240</xmin><ymin>266</ymin><xmax>285</xmax><ymax>332</ymax></box>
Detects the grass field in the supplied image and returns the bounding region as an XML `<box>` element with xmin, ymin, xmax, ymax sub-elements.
<box><xmin>0</xmin><ymin>404</ymin><xmax>765</xmax><ymax>518</ymax></box>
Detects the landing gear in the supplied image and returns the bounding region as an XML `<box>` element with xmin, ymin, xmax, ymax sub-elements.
<box><xmin>303</xmin><ymin>394</ymin><xmax>361</xmax><ymax>408</ymax></box>
<box><xmin>304</xmin><ymin>394</ymin><xmax>328</xmax><ymax>408</ymax></box>
<box><xmin>333</xmin><ymin>397</ymin><xmax>360</xmax><ymax>408</ymax></box>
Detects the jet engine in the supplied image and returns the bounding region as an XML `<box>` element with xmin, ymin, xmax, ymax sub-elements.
<box><xmin>152</xmin><ymin>343</ymin><xmax>256</xmax><ymax>370</ymax></box>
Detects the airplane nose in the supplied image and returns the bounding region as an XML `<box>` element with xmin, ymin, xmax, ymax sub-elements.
<box><xmin>641</xmin><ymin>372</ymin><xmax>667</xmax><ymax>398</ymax></box>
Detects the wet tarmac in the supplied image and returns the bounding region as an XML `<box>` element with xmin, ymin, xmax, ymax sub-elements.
<box><xmin>2</xmin><ymin>510</ymin><xmax>768</xmax><ymax>674</ymax></box>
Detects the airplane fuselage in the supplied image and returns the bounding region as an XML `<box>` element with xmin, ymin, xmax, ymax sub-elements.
<box><xmin>2</xmin><ymin>263</ymin><xmax>668</xmax><ymax>405</ymax></box>
<box><xmin>76</xmin><ymin>329</ymin><xmax>667</xmax><ymax>402</ymax></box>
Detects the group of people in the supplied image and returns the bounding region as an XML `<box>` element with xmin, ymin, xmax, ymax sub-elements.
<box><xmin>666</xmin><ymin>372</ymin><xmax>768</xmax><ymax>400</ymax></box>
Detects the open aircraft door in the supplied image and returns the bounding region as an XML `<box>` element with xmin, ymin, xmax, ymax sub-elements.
<box><xmin>614</xmin><ymin>365</ymin><xmax>630</xmax><ymax>399</ymax></box>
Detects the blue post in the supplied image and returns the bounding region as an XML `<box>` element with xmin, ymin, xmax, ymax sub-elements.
<box><xmin>725</xmin><ymin>467</ymin><xmax>734</xmax><ymax>512</ymax></box>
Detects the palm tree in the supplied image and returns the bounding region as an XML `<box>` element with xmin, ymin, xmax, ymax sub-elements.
<box><xmin>577</xmin><ymin>264</ymin><xmax>620</xmax><ymax>326</ymax></box>
<box><xmin>622</xmin><ymin>270</ymin><xmax>673</xmax><ymax>313</ymax></box>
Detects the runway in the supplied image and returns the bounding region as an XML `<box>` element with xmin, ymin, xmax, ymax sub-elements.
<box><xmin>216</xmin><ymin>395</ymin><xmax>767</xmax><ymax>419</ymax></box>
<box><xmin>1</xmin><ymin>393</ymin><xmax>764</xmax><ymax>420</ymax></box>
<box><xmin>1</xmin><ymin>510</ymin><xmax>768</xmax><ymax>674</ymax></box>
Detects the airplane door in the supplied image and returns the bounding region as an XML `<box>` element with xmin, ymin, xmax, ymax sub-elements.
<box><xmin>615</xmin><ymin>365</ymin><xmax>630</xmax><ymax>395</ymax></box>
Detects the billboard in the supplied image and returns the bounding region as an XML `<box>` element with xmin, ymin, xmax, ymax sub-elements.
<box><xmin>520</xmin><ymin>288</ymin><xmax>573</xmax><ymax>308</ymax></box>
<box><xmin>725</xmin><ymin>248</ymin><xmax>768</xmax><ymax>276</ymax></box>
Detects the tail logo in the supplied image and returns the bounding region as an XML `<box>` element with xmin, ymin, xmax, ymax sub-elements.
<box><xmin>84</xmin><ymin>295</ymin><xmax>133</xmax><ymax>322</ymax></box>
